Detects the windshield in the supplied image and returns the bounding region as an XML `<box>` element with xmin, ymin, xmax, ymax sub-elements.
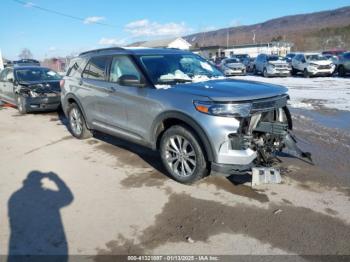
<box><xmin>15</xmin><ymin>68</ymin><xmax>61</xmax><ymax>82</ymax></box>
<box><xmin>225</xmin><ymin>58</ymin><xmax>240</xmax><ymax>64</ymax></box>
<box><xmin>267</xmin><ymin>56</ymin><xmax>286</xmax><ymax>61</ymax></box>
<box><xmin>138</xmin><ymin>54</ymin><xmax>223</xmax><ymax>85</ymax></box>
<box><xmin>306</xmin><ymin>54</ymin><xmax>328</xmax><ymax>61</ymax></box>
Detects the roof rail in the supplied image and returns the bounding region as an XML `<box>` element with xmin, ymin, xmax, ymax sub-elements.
<box><xmin>79</xmin><ymin>47</ymin><xmax>125</xmax><ymax>56</ymax></box>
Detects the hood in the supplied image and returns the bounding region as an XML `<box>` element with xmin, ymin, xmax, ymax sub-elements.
<box><xmin>269</xmin><ymin>60</ymin><xmax>289</xmax><ymax>65</ymax></box>
<box><xmin>170</xmin><ymin>79</ymin><xmax>288</xmax><ymax>102</ymax></box>
<box><xmin>226</xmin><ymin>63</ymin><xmax>245</xmax><ymax>68</ymax></box>
<box><xmin>307</xmin><ymin>60</ymin><xmax>332</xmax><ymax>66</ymax></box>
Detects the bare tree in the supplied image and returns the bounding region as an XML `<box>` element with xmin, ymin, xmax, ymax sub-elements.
<box><xmin>18</xmin><ymin>48</ymin><xmax>33</xmax><ymax>59</ymax></box>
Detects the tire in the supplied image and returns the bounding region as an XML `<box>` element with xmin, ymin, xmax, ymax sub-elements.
<box><xmin>303</xmin><ymin>68</ymin><xmax>310</xmax><ymax>78</ymax></box>
<box><xmin>338</xmin><ymin>66</ymin><xmax>346</xmax><ymax>77</ymax></box>
<box><xmin>263</xmin><ymin>68</ymin><xmax>269</xmax><ymax>78</ymax></box>
<box><xmin>253</xmin><ymin>66</ymin><xmax>257</xmax><ymax>75</ymax></box>
<box><xmin>16</xmin><ymin>94</ymin><xmax>27</xmax><ymax>114</ymax></box>
<box><xmin>291</xmin><ymin>67</ymin><xmax>297</xmax><ymax>76</ymax></box>
<box><xmin>67</xmin><ymin>103</ymin><xmax>92</xmax><ymax>139</ymax></box>
<box><xmin>160</xmin><ymin>125</ymin><xmax>209</xmax><ymax>184</ymax></box>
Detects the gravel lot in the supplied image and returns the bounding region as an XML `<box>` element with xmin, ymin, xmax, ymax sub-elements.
<box><xmin>0</xmin><ymin>76</ymin><xmax>349</xmax><ymax>260</ymax></box>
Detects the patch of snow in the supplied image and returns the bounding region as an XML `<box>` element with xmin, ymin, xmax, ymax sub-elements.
<box><xmin>234</xmin><ymin>76</ymin><xmax>350</xmax><ymax>112</ymax></box>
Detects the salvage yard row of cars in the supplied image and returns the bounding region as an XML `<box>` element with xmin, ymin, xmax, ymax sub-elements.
<box><xmin>214</xmin><ymin>51</ymin><xmax>350</xmax><ymax>77</ymax></box>
<box><xmin>0</xmin><ymin>47</ymin><xmax>345</xmax><ymax>184</ymax></box>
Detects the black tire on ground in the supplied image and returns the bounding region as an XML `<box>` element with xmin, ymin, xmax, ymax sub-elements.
<box><xmin>263</xmin><ymin>68</ymin><xmax>269</xmax><ymax>78</ymax></box>
<box><xmin>160</xmin><ymin>125</ymin><xmax>209</xmax><ymax>184</ymax></box>
<box><xmin>303</xmin><ymin>68</ymin><xmax>310</xmax><ymax>78</ymax></box>
<box><xmin>338</xmin><ymin>66</ymin><xmax>346</xmax><ymax>77</ymax></box>
<box><xmin>291</xmin><ymin>67</ymin><xmax>297</xmax><ymax>76</ymax></box>
<box><xmin>16</xmin><ymin>94</ymin><xmax>27</xmax><ymax>114</ymax></box>
<box><xmin>253</xmin><ymin>66</ymin><xmax>258</xmax><ymax>75</ymax></box>
<box><xmin>67</xmin><ymin>102</ymin><xmax>92</xmax><ymax>139</ymax></box>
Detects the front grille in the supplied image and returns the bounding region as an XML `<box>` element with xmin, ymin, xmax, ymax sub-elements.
<box><xmin>318</xmin><ymin>65</ymin><xmax>331</xmax><ymax>70</ymax></box>
<box><xmin>251</xmin><ymin>95</ymin><xmax>288</xmax><ymax>113</ymax></box>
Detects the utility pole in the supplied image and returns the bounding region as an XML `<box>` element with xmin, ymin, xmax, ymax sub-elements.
<box><xmin>226</xmin><ymin>28</ymin><xmax>229</xmax><ymax>48</ymax></box>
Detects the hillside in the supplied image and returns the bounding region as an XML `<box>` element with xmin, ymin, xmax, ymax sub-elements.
<box><xmin>185</xmin><ymin>6</ymin><xmax>350</xmax><ymax>51</ymax></box>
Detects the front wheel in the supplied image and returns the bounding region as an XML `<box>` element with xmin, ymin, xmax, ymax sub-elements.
<box><xmin>16</xmin><ymin>95</ymin><xmax>27</xmax><ymax>114</ymax></box>
<box><xmin>67</xmin><ymin>103</ymin><xmax>92</xmax><ymax>139</ymax></box>
<box><xmin>303</xmin><ymin>69</ymin><xmax>310</xmax><ymax>78</ymax></box>
<box><xmin>338</xmin><ymin>66</ymin><xmax>346</xmax><ymax>77</ymax></box>
<box><xmin>160</xmin><ymin>125</ymin><xmax>209</xmax><ymax>184</ymax></box>
<box><xmin>263</xmin><ymin>68</ymin><xmax>269</xmax><ymax>78</ymax></box>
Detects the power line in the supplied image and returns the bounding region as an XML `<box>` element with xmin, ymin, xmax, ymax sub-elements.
<box><xmin>11</xmin><ymin>0</ymin><xmax>117</xmax><ymax>28</ymax></box>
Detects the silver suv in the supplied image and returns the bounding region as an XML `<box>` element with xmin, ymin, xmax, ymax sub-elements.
<box><xmin>61</xmin><ymin>48</ymin><xmax>309</xmax><ymax>183</ymax></box>
<box><xmin>254</xmin><ymin>54</ymin><xmax>291</xmax><ymax>77</ymax></box>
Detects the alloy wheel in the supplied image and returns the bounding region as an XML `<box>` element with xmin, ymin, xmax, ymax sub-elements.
<box><xmin>69</xmin><ymin>107</ymin><xmax>83</xmax><ymax>136</ymax></box>
<box><xmin>165</xmin><ymin>135</ymin><xmax>197</xmax><ymax>177</ymax></box>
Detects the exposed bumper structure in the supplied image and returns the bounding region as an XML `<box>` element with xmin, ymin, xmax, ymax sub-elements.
<box><xmin>207</xmin><ymin>95</ymin><xmax>312</xmax><ymax>176</ymax></box>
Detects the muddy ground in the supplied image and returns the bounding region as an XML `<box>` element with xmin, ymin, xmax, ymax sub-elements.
<box><xmin>0</xmin><ymin>93</ymin><xmax>349</xmax><ymax>261</ymax></box>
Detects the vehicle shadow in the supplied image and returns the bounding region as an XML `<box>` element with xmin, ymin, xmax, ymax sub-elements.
<box><xmin>93</xmin><ymin>131</ymin><xmax>170</xmax><ymax>178</ymax></box>
<box><xmin>7</xmin><ymin>171</ymin><xmax>73</xmax><ymax>262</ymax></box>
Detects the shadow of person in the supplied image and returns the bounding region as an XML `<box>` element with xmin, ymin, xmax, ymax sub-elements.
<box><xmin>7</xmin><ymin>171</ymin><xmax>73</xmax><ymax>262</ymax></box>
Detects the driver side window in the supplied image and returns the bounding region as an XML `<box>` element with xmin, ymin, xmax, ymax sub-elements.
<box><xmin>109</xmin><ymin>56</ymin><xmax>142</xmax><ymax>84</ymax></box>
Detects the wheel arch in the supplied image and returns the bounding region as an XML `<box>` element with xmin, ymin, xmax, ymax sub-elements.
<box><xmin>63</xmin><ymin>93</ymin><xmax>91</xmax><ymax>129</ymax></box>
<box><xmin>151</xmin><ymin>111</ymin><xmax>215</xmax><ymax>162</ymax></box>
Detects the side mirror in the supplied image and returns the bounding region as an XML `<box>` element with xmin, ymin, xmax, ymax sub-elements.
<box><xmin>118</xmin><ymin>75</ymin><xmax>144</xmax><ymax>87</ymax></box>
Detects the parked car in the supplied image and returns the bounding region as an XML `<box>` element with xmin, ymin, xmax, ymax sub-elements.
<box><xmin>13</xmin><ymin>59</ymin><xmax>40</xmax><ymax>67</ymax></box>
<box><xmin>322</xmin><ymin>50</ymin><xmax>346</xmax><ymax>57</ymax></box>
<box><xmin>61</xmin><ymin>47</ymin><xmax>310</xmax><ymax>184</ymax></box>
<box><xmin>0</xmin><ymin>66</ymin><xmax>62</xmax><ymax>114</ymax></box>
<box><xmin>337</xmin><ymin>52</ymin><xmax>350</xmax><ymax>77</ymax></box>
<box><xmin>254</xmin><ymin>54</ymin><xmax>291</xmax><ymax>77</ymax></box>
<box><xmin>292</xmin><ymin>53</ymin><xmax>336</xmax><ymax>77</ymax></box>
<box><xmin>231</xmin><ymin>54</ymin><xmax>250</xmax><ymax>67</ymax></box>
<box><xmin>323</xmin><ymin>54</ymin><xmax>339</xmax><ymax>65</ymax></box>
<box><xmin>219</xmin><ymin>58</ymin><xmax>246</xmax><ymax>76</ymax></box>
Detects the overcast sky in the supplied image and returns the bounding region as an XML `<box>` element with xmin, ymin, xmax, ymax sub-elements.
<box><xmin>1</xmin><ymin>0</ymin><xmax>349</xmax><ymax>60</ymax></box>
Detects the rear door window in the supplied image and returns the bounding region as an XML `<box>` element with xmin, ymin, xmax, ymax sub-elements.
<box><xmin>82</xmin><ymin>56</ymin><xmax>109</xmax><ymax>80</ymax></box>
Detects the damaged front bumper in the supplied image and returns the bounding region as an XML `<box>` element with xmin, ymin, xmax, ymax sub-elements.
<box><xmin>210</xmin><ymin>95</ymin><xmax>312</xmax><ymax>175</ymax></box>
<box><xmin>23</xmin><ymin>95</ymin><xmax>61</xmax><ymax>112</ymax></box>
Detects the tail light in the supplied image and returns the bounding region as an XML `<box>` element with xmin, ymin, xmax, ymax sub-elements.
<box><xmin>60</xmin><ymin>79</ymin><xmax>65</xmax><ymax>89</ymax></box>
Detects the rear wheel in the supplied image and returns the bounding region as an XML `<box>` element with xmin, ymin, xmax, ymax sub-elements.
<box><xmin>160</xmin><ymin>125</ymin><xmax>209</xmax><ymax>184</ymax></box>
<box><xmin>16</xmin><ymin>95</ymin><xmax>27</xmax><ymax>114</ymax></box>
<box><xmin>67</xmin><ymin>103</ymin><xmax>92</xmax><ymax>139</ymax></box>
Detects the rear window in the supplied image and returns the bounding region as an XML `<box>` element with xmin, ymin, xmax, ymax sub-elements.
<box><xmin>82</xmin><ymin>56</ymin><xmax>109</xmax><ymax>80</ymax></box>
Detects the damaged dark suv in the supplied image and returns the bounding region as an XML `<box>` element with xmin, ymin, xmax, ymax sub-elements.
<box><xmin>62</xmin><ymin>47</ymin><xmax>311</xmax><ymax>184</ymax></box>
<box><xmin>0</xmin><ymin>66</ymin><xmax>62</xmax><ymax>114</ymax></box>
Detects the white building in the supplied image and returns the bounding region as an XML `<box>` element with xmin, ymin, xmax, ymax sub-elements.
<box><xmin>225</xmin><ymin>42</ymin><xmax>293</xmax><ymax>58</ymax></box>
<box><xmin>130</xmin><ymin>37</ymin><xmax>192</xmax><ymax>50</ymax></box>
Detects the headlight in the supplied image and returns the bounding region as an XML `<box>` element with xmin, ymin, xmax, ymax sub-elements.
<box><xmin>309</xmin><ymin>63</ymin><xmax>318</xmax><ymax>67</ymax></box>
<box><xmin>194</xmin><ymin>101</ymin><xmax>252</xmax><ymax>117</ymax></box>
<box><xmin>267</xmin><ymin>63</ymin><xmax>275</xmax><ymax>68</ymax></box>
